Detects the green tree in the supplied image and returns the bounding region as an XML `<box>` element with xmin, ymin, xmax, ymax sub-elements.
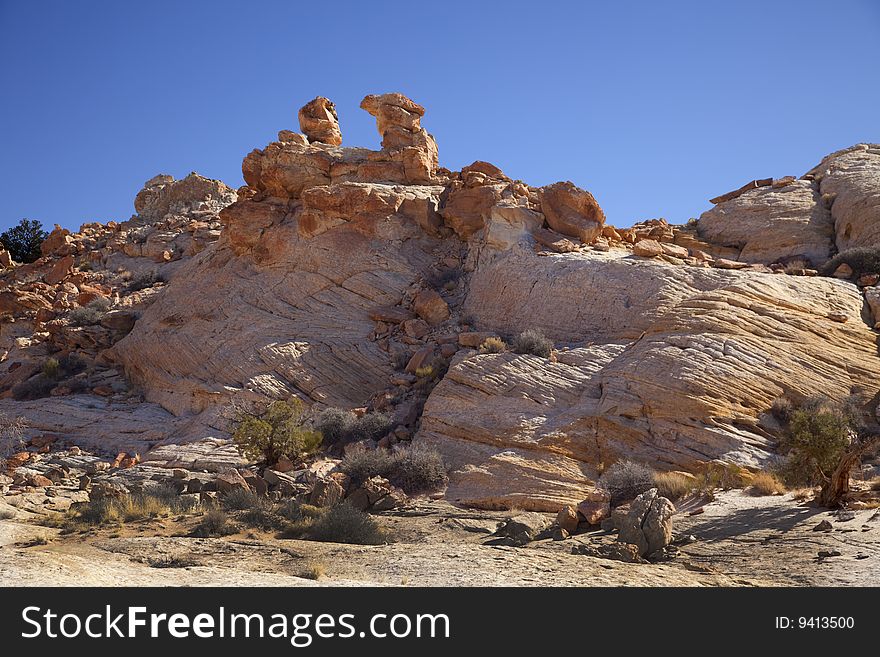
<box><xmin>232</xmin><ymin>397</ymin><xmax>322</xmax><ymax>466</ymax></box>
<box><xmin>779</xmin><ymin>405</ymin><xmax>854</xmax><ymax>486</ymax></box>
<box><xmin>0</xmin><ymin>219</ymin><xmax>48</xmax><ymax>263</ymax></box>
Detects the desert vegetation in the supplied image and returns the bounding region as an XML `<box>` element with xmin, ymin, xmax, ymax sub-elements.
<box><xmin>232</xmin><ymin>397</ymin><xmax>323</xmax><ymax>465</ymax></box>
<box><xmin>312</xmin><ymin>407</ymin><xmax>393</xmax><ymax>445</ymax></box>
<box><xmin>821</xmin><ymin>246</ymin><xmax>880</xmax><ymax>278</ymax></box>
<box><xmin>340</xmin><ymin>444</ymin><xmax>447</xmax><ymax>494</ymax></box>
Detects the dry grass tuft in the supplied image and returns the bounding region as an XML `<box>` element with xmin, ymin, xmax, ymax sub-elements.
<box><xmin>748</xmin><ymin>471</ymin><xmax>786</xmax><ymax>496</ymax></box>
<box><xmin>653</xmin><ymin>472</ymin><xmax>695</xmax><ymax>500</ymax></box>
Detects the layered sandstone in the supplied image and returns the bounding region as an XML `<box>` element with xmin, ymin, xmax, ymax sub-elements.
<box><xmin>3</xmin><ymin>94</ymin><xmax>880</xmax><ymax>514</ymax></box>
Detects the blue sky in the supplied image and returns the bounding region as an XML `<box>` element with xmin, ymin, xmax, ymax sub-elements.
<box><xmin>1</xmin><ymin>0</ymin><xmax>878</xmax><ymax>233</ymax></box>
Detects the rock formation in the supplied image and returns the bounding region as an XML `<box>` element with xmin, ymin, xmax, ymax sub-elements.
<box><xmin>2</xmin><ymin>94</ymin><xmax>880</xmax><ymax>514</ymax></box>
<box><xmin>298</xmin><ymin>96</ymin><xmax>343</xmax><ymax>146</ymax></box>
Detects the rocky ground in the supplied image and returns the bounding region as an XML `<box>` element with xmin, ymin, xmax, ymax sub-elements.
<box><xmin>2</xmin><ymin>488</ymin><xmax>877</xmax><ymax>587</ymax></box>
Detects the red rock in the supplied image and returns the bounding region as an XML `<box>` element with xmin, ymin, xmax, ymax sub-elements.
<box><xmin>413</xmin><ymin>289</ymin><xmax>449</xmax><ymax>326</ymax></box>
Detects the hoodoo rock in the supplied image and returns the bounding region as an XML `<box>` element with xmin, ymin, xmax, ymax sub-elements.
<box><xmin>298</xmin><ymin>96</ymin><xmax>343</xmax><ymax>146</ymax></box>
<box><xmin>360</xmin><ymin>92</ymin><xmax>439</xmax><ymax>183</ymax></box>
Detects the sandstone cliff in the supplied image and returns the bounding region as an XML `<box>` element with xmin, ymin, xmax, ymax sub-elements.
<box><xmin>2</xmin><ymin>96</ymin><xmax>879</xmax><ymax>510</ymax></box>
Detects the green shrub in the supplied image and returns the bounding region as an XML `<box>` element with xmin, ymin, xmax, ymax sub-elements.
<box><xmin>510</xmin><ymin>329</ymin><xmax>553</xmax><ymax>358</ymax></box>
<box><xmin>597</xmin><ymin>459</ymin><xmax>656</xmax><ymax>506</ymax></box>
<box><xmin>340</xmin><ymin>445</ymin><xmax>447</xmax><ymax>494</ymax></box>
<box><xmin>307</xmin><ymin>502</ymin><xmax>385</xmax><ymax>545</ymax></box>
<box><xmin>821</xmin><ymin>247</ymin><xmax>880</xmax><ymax>279</ymax></box>
<box><xmin>778</xmin><ymin>401</ymin><xmax>855</xmax><ymax>486</ymax></box>
<box><xmin>232</xmin><ymin>397</ymin><xmax>323</xmax><ymax>465</ymax></box>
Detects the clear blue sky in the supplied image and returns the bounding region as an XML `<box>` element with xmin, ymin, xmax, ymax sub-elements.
<box><xmin>1</xmin><ymin>0</ymin><xmax>878</xmax><ymax>233</ymax></box>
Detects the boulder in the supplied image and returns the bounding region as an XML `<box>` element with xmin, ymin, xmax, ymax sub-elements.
<box><xmin>698</xmin><ymin>179</ymin><xmax>832</xmax><ymax>265</ymax></box>
<box><xmin>413</xmin><ymin>289</ymin><xmax>449</xmax><ymax>326</ymax></box>
<box><xmin>214</xmin><ymin>469</ymin><xmax>250</xmax><ymax>495</ymax></box>
<box><xmin>297</xmin><ymin>96</ymin><xmax>343</xmax><ymax>146</ymax></box>
<box><xmin>309</xmin><ymin>476</ymin><xmax>346</xmax><ymax>507</ymax></box>
<box><xmin>632</xmin><ymin>240</ymin><xmax>663</xmax><ymax>257</ymax></box>
<box><xmin>576</xmin><ymin>489</ymin><xmax>611</xmax><ymax>525</ymax></box>
<box><xmin>617</xmin><ymin>488</ymin><xmax>675</xmax><ymax>557</ymax></box>
<box><xmin>556</xmin><ymin>505</ymin><xmax>580</xmax><ymax>534</ymax></box>
<box><xmin>538</xmin><ymin>181</ymin><xmax>605</xmax><ymax>243</ymax></box>
<box><xmin>495</xmin><ymin>512</ymin><xmax>552</xmax><ymax>546</ymax></box>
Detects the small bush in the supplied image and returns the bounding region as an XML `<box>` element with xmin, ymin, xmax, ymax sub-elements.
<box><xmin>653</xmin><ymin>472</ymin><xmax>694</xmax><ymax>500</ymax></box>
<box><xmin>510</xmin><ymin>329</ymin><xmax>553</xmax><ymax>358</ymax></box>
<box><xmin>783</xmin><ymin>257</ymin><xmax>812</xmax><ymax>275</ymax></box>
<box><xmin>307</xmin><ymin>502</ymin><xmax>385</xmax><ymax>545</ymax></box>
<box><xmin>301</xmin><ymin>563</ymin><xmax>326</xmax><ymax>580</ymax></box>
<box><xmin>192</xmin><ymin>508</ymin><xmax>235</xmax><ymax>537</ymax></box>
<box><xmin>0</xmin><ymin>509</ymin><xmax>16</xmax><ymax>520</ymax></box>
<box><xmin>11</xmin><ymin>375</ymin><xmax>56</xmax><ymax>401</ymax></box>
<box><xmin>340</xmin><ymin>448</ymin><xmax>397</xmax><ymax>484</ymax></box>
<box><xmin>347</xmin><ymin>412</ymin><xmax>393</xmax><ymax>443</ymax></box>
<box><xmin>69</xmin><ymin>298</ymin><xmax>112</xmax><ymax>326</ymax></box>
<box><xmin>0</xmin><ymin>411</ymin><xmax>27</xmax><ymax>461</ymax></box>
<box><xmin>232</xmin><ymin>397</ymin><xmax>323</xmax><ymax>465</ymax></box>
<box><xmin>749</xmin><ymin>471</ymin><xmax>786</xmax><ymax>496</ymax></box>
<box><xmin>598</xmin><ymin>459</ymin><xmax>656</xmax><ymax>506</ymax></box>
<box><xmin>821</xmin><ymin>247</ymin><xmax>880</xmax><ymax>279</ymax></box>
<box><xmin>770</xmin><ymin>396</ymin><xmax>794</xmax><ymax>424</ymax></box>
<box><xmin>315</xmin><ymin>407</ymin><xmax>392</xmax><ymax>445</ymax></box>
<box><xmin>65</xmin><ymin>489</ymin><xmax>185</xmax><ymax>528</ymax></box>
<box><xmin>388</xmin><ymin>446</ymin><xmax>448</xmax><ymax>494</ymax></box>
<box><xmin>313</xmin><ymin>407</ymin><xmax>356</xmax><ymax>444</ymax></box>
<box><xmin>479</xmin><ymin>337</ymin><xmax>506</xmax><ymax>354</ymax></box>
<box><xmin>42</xmin><ymin>358</ymin><xmax>61</xmax><ymax>379</ymax></box>
<box><xmin>219</xmin><ymin>488</ymin><xmax>263</xmax><ymax>511</ymax></box>
<box><xmin>127</xmin><ymin>269</ymin><xmax>165</xmax><ymax>292</ymax></box>
<box><xmin>390</xmin><ymin>350</ymin><xmax>411</xmax><ymax>371</ymax></box>
<box><xmin>340</xmin><ymin>445</ymin><xmax>447</xmax><ymax>494</ymax></box>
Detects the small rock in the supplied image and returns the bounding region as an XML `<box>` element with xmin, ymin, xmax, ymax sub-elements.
<box><xmin>833</xmin><ymin>263</ymin><xmax>854</xmax><ymax>279</ymax></box>
<box><xmin>576</xmin><ymin>489</ymin><xmax>611</xmax><ymax>525</ymax></box>
<box><xmin>836</xmin><ymin>510</ymin><xmax>857</xmax><ymax>522</ymax></box>
<box><xmin>556</xmin><ymin>505</ymin><xmax>580</xmax><ymax>534</ymax></box>
<box><xmin>413</xmin><ymin>289</ymin><xmax>450</xmax><ymax>326</ymax></box>
<box><xmin>817</xmin><ymin>550</ymin><xmax>842</xmax><ymax>559</ymax></box>
<box><xmin>813</xmin><ymin>519</ymin><xmax>833</xmax><ymax>532</ymax></box>
<box><xmin>494</xmin><ymin>512</ymin><xmax>552</xmax><ymax>546</ymax></box>
<box><xmin>551</xmin><ymin>527</ymin><xmax>570</xmax><ymax>541</ymax></box>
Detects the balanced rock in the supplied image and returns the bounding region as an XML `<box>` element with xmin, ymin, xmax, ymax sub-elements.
<box><xmin>298</xmin><ymin>96</ymin><xmax>343</xmax><ymax>146</ymax></box>
<box><xmin>538</xmin><ymin>181</ymin><xmax>605</xmax><ymax>244</ymax></box>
